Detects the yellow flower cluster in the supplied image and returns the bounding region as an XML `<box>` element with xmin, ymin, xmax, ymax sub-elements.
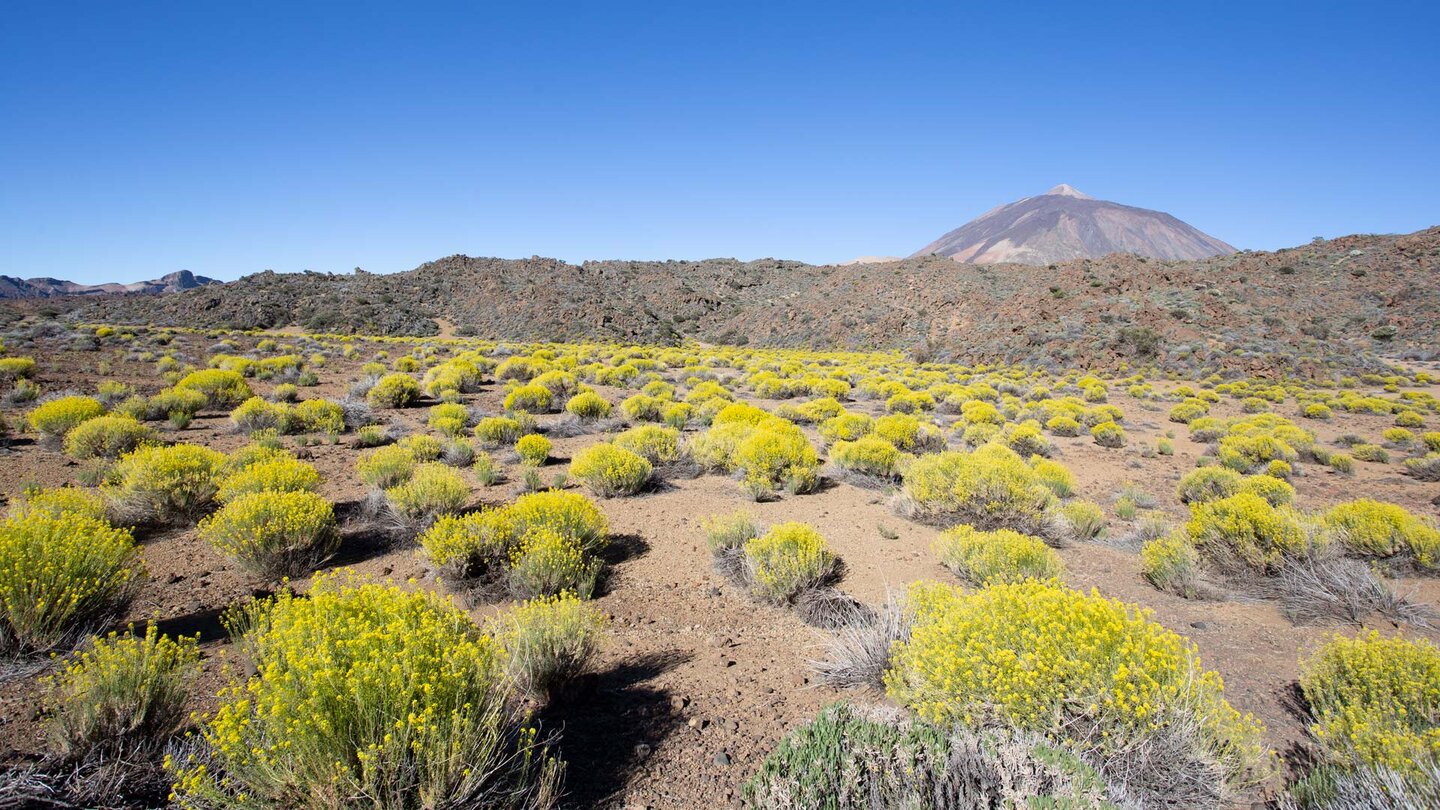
<box><xmin>173</xmin><ymin>368</ymin><xmax>253</xmax><ymax>407</ymax></box>
<box><xmin>473</xmin><ymin>414</ymin><xmax>527</xmax><ymax>447</ymax></box>
<box><xmin>27</xmin><ymin>395</ymin><xmax>105</xmax><ymax>439</ymax></box>
<box><xmin>830</xmin><ymin>435</ymin><xmax>903</xmax><ymax>478</ymax></box>
<box><xmin>198</xmin><ymin>490</ymin><xmax>339</xmax><ymax>580</ymax></box>
<box><xmin>742</xmin><ymin>522</ymin><xmax>838</xmax><ymax>604</ymax></box>
<box><xmin>1140</xmin><ymin>532</ymin><xmax>1201</xmax><ymax>598</ymax></box>
<box><xmin>355</xmin><ymin>444</ymin><xmax>417</xmax><ymax>489</ymax></box>
<box><xmin>365</xmin><ymin>372</ymin><xmax>421</xmax><ymax>408</ymax></box>
<box><xmin>384</xmin><ymin>463</ymin><xmax>470</xmax><ymax>520</ymax></box>
<box><xmin>933</xmin><ymin>525</ymin><xmax>1063</xmax><ymax>585</ymax></box>
<box><xmin>901</xmin><ymin>443</ymin><xmax>1059</xmax><ymax>534</ymax></box>
<box><xmin>503</xmin><ymin>383</ymin><xmax>553</xmax><ymax>413</ymax></box>
<box><xmin>565</xmin><ymin>390</ymin><xmax>612</xmax><ymax>420</ymax></box>
<box><xmin>62</xmin><ymin>413</ymin><xmax>155</xmax><ymax>459</ymax></box>
<box><xmin>1323</xmin><ymin>499</ymin><xmax>1440</xmax><ymax>569</ymax></box>
<box><xmin>9</xmin><ymin>485</ymin><xmax>106</xmax><ymax>521</ymax></box>
<box><xmin>692</xmin><ymin>407</ymin><xmax>821</xmax><ymax>495</ymax></box>
<box><xmin>569</xmin><ymin>442</ymin><xmax>652</xmax><ymax>497</ymax></box>
<box><xmin>1300</xmin><ymin>631</ymin><xmax>1440</xmax><ymax>773</ymax></box>
<box><xmin>169</xmin><ymin>575</ymin><xmax>561</xmax><ymax>808</ymax></box>
<box><xmin>611</xmin><ymin>424</ymin><xmax>681</xmax><ymax>464</ymax></box>
<box><xmin>107</xmin><ymin>443</ymin><xmax>228</xmax><ymax>521</ymax></box>
<box><xmin>0</xmin><ymin>510</ymin><xmax>143</xmax><ymax>651</ymax></box>
<box><xmin>515</xmin><ymin>433</ymin><xmax>553</xmax><ymax>466</ymax></box>
<box><xmin>1184</xmin><ymin>492</ymin><xmax>1319</xmax><ymax>571</ymax></box>
<box><xmin>217</xmin><ymin>455</ymin><xmax>322</xmax><ymax>503</ymax></box>
<box><xmin>886</xmin><ymin>580</ymin><xmax>1268</xmax><ymax>794</ymax></box>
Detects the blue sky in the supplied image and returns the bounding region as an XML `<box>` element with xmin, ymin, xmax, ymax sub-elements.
<box><xmin>2</xmin><ymin>1</ymin><xmax>1436</xmax><ymax>284</ymax></box>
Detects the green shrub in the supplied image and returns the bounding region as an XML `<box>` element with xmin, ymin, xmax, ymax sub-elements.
<box><xmin>702</xmin><ymin>510</ymin><xmax>758</xmax><ymax>551</ymax></box>
<box><xmin>45</xmin><ymin>623</ymin><xmax>200</xmax><ymax>758</ymax></box>
<box><xmin>0</xmin><ymin>356</ymin><xmax>37</xmax><ymax>379</ymax></box>
<box><xmin>1046</xmin><ymin>415</ymin><xmax>1083</xmax><ymax>436</ymax></box>
<box><xmin>174</xmin><ymin>369</ymin><xmax>252</xmax><ymax>407</ymax></box>
<box><xmin>620</xmin><ymin>393</ymin><xmax>665</xmax><ymax>422</ymax></box>
<box><xmin>400</xmin><ymin>433</ymin><xmax>443</xmax><ymax>461</ymax></box>
<box><xmin>200</xmin><ymin>491</ymin><xmax>339</xmax><ymax>580</ymax></box>
<box><xmin>356</xmin><ymin>445</ymin><xmax>417</xmax><ymax>489</ymax></box>
<box><xmin>27</xmin><ymin>395</ymin><xmax>105</xmax><ymax>441</ymax></box>
<box><xmin>7</xmin><ymin>486</ymin><xmax>106</xmax><ymax>521</ymax></box>
<box><xmin>569</xmin><ymin>443</ymin><xmax>652</xmax><ymax>497</ymax></box>
<box><xmin>1177</xmin><ymin>466</ymin><xmax>1243</xmax><ymax>504</ymax></box>
<box><xmin>1141</xmin><ymin>532</ymin><xmax>1202</xmax><ymax>598</ymax></box>
<box><xmin>933</xmin><ymin>525</ymin><xmax>1062</xmax><ymax>585</ymax></box>
<box><xmin>1059</xmin><ymin>500</ymin><xmax>1105</xmax><ymax>541</ymax></box>
<box><xmin>0</xmin><ymin>511</ymin><xmax>144</xmax><ymax>652</ymax></box>
<box><xmin>1329</xmin><ymin>453</ymin><xmax>1356</xmax><ymax>474</ymax></box>
<box><xmin>384</xmin><ymin>462</ymin><xmax>470</xmax><ymax>522</ymax></box>
<box><xmin>565</xmin><ymin>391</ymin><xmax>611</xmax><ymax>420</ymax></box>
<box><xmin>507</xmin><ymin>527</ymin><xmax>603</xmax><ymax>599</ymax></box>
<box><xmin>168</xmin><ymin>576</ymin><xmax>561</xmax><ymax>808</ymax></box>
<box><xmin>1090</xmin><ymin>420</ymin><xmax>1126</xmax><ymax>448</ymax></box>
<box><xmin>819</xmin><ymin>412</ymin><xmax>873</xmax><ymax>443</ymax></box>
<box><xmin>1303</xmin><ymin>403</ymin><xmax>1333</xmax><ymax>420</ymax></box>
<box><xmin>886</xmin><ymin>580</ymin><xmax>1268</xmax><ymax>798</ymax></box>
<box><xmin>366</xmin><ymin>373</ymin><xmax>421</xmax><ymax>408</ymax></box>
<box><xmin>62</xmin><ymin>413</ymin><xmax>154</xmax><ymax>459</ymax></box>
<box><xmin>491</xmin><ymin>593</ymin><xmax>605</xmax><ymax>703</ymax></box>
<box><xmin>291</xmin><ymin>398</ymin><xmax>345</xmax><ymax>434</ymax></box>
<box><xmin>742</xmin><ymin>522</ymin><xmax>839</xmax><ymax>604</ymax></box>
<box><xmin>743</xmin><ymin>703</ymin><xmax>1117</xmax><ymax>810</ymax></box>
<box><xmin>1299</xmin><ymin>631</ymin><xmax>1439</xmax><ymax>774</ymax></box>
<box><xmin>516</xmin><ymin>433</ymin><xmax>552</xmax><ymax>465</ymax></box>
<box><xmin>108</xmin><ymin>443</ymin><xmax>227</xmax><ymax>522</ymax></box>
<box><xmin>1350</xmin><ymin>443</ymin><xmax>1389</xmax><ymax>463</ymax></box>
<box><xmin>474</xmin><ymin>415</ymin><xmax>525</xmax><ymax>447</ymax></box>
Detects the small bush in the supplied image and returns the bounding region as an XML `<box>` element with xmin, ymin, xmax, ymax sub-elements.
<box><xmin>0</xmin><ymin>512</ymin><xmax>144</xmax><ymax>652</ymax></box>
<box><xmin>743</xmin><ymin>522</ymin><xmax>839</xmax><ymax>604</ymax></box>
<box><xmin>516</xmin><ymin>433</ymin><xmax>552</xmax><ymax>465</ymax></box>
<box><xmin>27</xmin><ymin>395</ymin><xmax>105</xmax><ymax>441</ymax></box>
<box><xmin>1177</xmin><ymin>466</ymin><xmax>1243</xmax><ymax>504</ymax></box>
<box><xmin>45</xmin><ymin>624</ymin><xmax>200</xmax><ymax>759</ymax></box>
<box><xmin>1329</xmin><ymin>453</ymin><xmax>1356</xmax><ymax>474</ymax></box>
<box><xmin>174</xmin><ymin>369</ymin><xmax>252</xmax><ymax>407</ymax></box>
<box><xmin>474</xmin><ymin>415</ymin><xmax>525</xmax><ymax>447</ymax></box>
<box><xmin>199</xmin><ymin>491</ymin><xmax>339</xmax><ymax>580</ymax></box>
<box><xmin>504</xmin><ymin>384</ymin><xmax>553</xmax><ymax>414</ymax></box>
<box><xmin>216</xmin><ymin>455</ymin><xmax>322</xmax><ymax>502</ymax></box>
<box><xmin>1142</xmin><ymin>532</ymin><xmax>1202</xmax><ymax>598</ymax></box>
<box><xmin>1404</xmin><ymin>453</ymin><xmax>1440</xmax><ymax>481</ymax></box>
<box><xmin>384</xmin><ymin>462</ymin><xmax>470</xmax><ymax>522</ymax></box>
<box><xmin>291</xmin><ymin>398</ymin><xmax>345</xmax><ymax>434</ymax></box>
<box><xmin>898</xmin><ymin>444</ymin><xmax>1056</xmax><ymax>534</ymax></box>
<box><xmin>702</xmin><ymin>510</ymin><xmax>758</xmax><ymax>551</ymax></box>
<box><xmin>62</xmin><ymin>414</ymin><xmax>154</xmax><ymax>459</ymax></box>
<box><xmin>569</xmin><ymin>443</ymin><xmax>652</xmax><ymax>497</ymax></box>
<box><xmin>564</xmin><ymin>391</ymin><xmax>611</xmax><ymax>420</ymax></box>
<box><xmin>1185</xmin><ymin>492</ymin><xmax>1321</xmax><ymax>573</ymax></box>
<box><xmin>1299</xmin><ymin>631</ymin><xmax>1440</xmax><ymax>774</ymax></box>
<box><xmin>1090</xmin><ymin>420</ymin><xmax>1127</xmax><ymax>448</ymax></box>
<box><xmin>8</xmin><ymin>486</ymin><xmax>106</xmax><ymax>521</ymax></box>
<box><xmin>829</xmin><ymin>435</ymin><xmax>902</xmax><ymax>479</ymax></box>
<box><xmin>0</xmin><ymin>356</ymin><xmax>37</xmax><ymax>379</ymax></box>
<box><xmin>1323</xmin><ymin>499</ymin><xmax>1439</xmax><ymax>570</ymax></box>
<box><xmin>507</xmin><ymin>527</ymin><xmax>603</xmax><ymax>598</ymax></box>
<box><xmin>168</xmin><ymin>576</ymin><xmax>561</xmax><ymax>808</ymax></box>
<box><xmin>612</xmin><ymin>424</ymin><xmax>682</xmax><ymax>465</ymax></box>
<box><xmin>1350</xmin><ymin>443</ymin><xmax>1388</xmax><ymax>463</ymax></box>
<box><xmin>933</xmin><ymin>525</ymin><xmax>1063</xmax><ymax>585</ymax></box>
<box><xmin>356</xmin><ymin>445</ymin><xmax>417</xmax><ymax>489</ymax></box>
<box><xmin>1059</xmin><ymin>500</ymin><xmax>1106</xmax><ymax>541</ymax></box>
<box><xmin>491</xmin><ymin>593</ymin><xmax>605</xmax><ymax>703</ymax></box>
<box><xmin>819</xmin><ymin>412</ymin><xmax>873</xmax><ymax>443</ymax></box>
<box><xmin>366</xmin><ymin>373</ymin><xmax>421</xmax><ymax>408</ymax></box>
<box><xmin>108</xmin><ymin>443</ymin><xmax>227</xmax><ymax>522</ymax></box>
<box><xmin>886</xmin><ymin>580</ymin><xmax>1269</xmax><ymax>798</ymax></box>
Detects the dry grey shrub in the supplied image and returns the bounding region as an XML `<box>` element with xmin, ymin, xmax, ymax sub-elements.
<box><xmin>810</xmin><ymin>591</ymin><xmax>910</xmax><ymax>690</ymax></box>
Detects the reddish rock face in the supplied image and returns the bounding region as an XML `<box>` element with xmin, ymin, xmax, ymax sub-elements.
<box><xmin>912</xmin><ymin>184</ymin><xmax>1236</xmax><ymax>266</ymax></box>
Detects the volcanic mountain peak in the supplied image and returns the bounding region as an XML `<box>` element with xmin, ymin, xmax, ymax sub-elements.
<box><xmin>1044</xmin><ymin>183</ymin><xmax>1093</xmax><ymax>199</ymax></box>
<box><xmin>912</xmin><ymin>186</ymin><xmax>1236</xmax><ymax>266</ymax></box>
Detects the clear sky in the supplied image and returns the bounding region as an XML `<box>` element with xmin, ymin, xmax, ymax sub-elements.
<box><xmin>2</xmin><ymin>1</ymin><xmax>1437</xmax><ymax>284</ymax></box>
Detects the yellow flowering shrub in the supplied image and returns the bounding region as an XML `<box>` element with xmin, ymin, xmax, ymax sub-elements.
<box><xmin>1300</xmin><ymin>632</ymin><xmax>1440</xmax><ymax>773</ymax></box>
<box><xmin>199</xmin><ymin>491</ymin><xmax>339</xmax><ymax>580</ymax></box>
<box><xmin>216</xmin><ymin>455</ymin><xmax>322</xmax><ymax>502</ymax></box>
<box><xmin>505</xmin><ymin>490</ymin><xmax>609</xmax><ymax>554</ymax></box>
<box><xmin>1238</xmin><ymin>473</ymin><xmax>1295</xmax><ymax>507</ymax></box>
<box><xmin>356</xmin><ymin>445</ymin><xmax>417</xmax><ymax>489</ymax></box>
<box><xmin>819</xmin><ymin>411</ymin><xmax>873</xmax><ymax>443</ymax></box>
<box><xmin>0</xmin><ymin>511</ymin><xmax>143</xmax><ymax>652</ymax></box>
<box><xmin>366</xmin><ymin>372</ymin><xmax>421</xmax><ymax>408</ymax></box>
<box><xmin>108</xmin><ymin>443</ymin><xmax>227</xmax><ymax>522</ymax></box>
<box><xmin>46</xmin><ymin>623</ymin><xmax>199</xmax><ymax>757</ymax></box>
<box><xmin>620</xmin><ymin>393</ymin><xmax>665</xmax><ymax>422</ymax></box>
<box><xmin>516</xmin><ymin>433</ymin><xmax>552</xmax><ymax>465</ymax></box>
<box><xmin>400</xmin><ymin>433</ymin><xmax>443</xmax><ymax>461</ymax></box>
<box><xmin>474</xmin><ymin>415</ymin><xmax>525</xmax><ymax>447</ymax></box>
<box><xmin>504</xmin><ymin>383</ymin><xmax>553</xmax><ymax>414</ymax></box>
<box><xmin>732</xmin><ymin>421</ymin><xmax>820</xmax><ymax>494</ymax></box>
<box><xmin>1185</xmin><ymin>492</ymin><xmax>1320</xmax><ymax>572</ymax></box>
<box><xmin>27</xmin><ymin>395</ymin><xmax>105</xmax><ymax>440</ymax></box>
<box><xmin>829</xmin><ymin>435</ymin><xmax>902</xmax><ymax>479</ymax></box>
<box><xmin>0</xmin><ymin>356</ymin><xmax>37</xmax><ymax>379</ymax></box>
<box><xmin>1323</xmin><ymin>499</ymin><xmax>1440</xmax><ymax>570</ymax></box>
<box><xmin>507</xmin><ymin>527</ymin><xmax>603</xmax><ymax>598</ymax></box>
<box><xmin>1141</xmin><ymin>532</ymin><xmax>1201</xmax><ymax>598</ymax></box>
<box><xmin>168</xmin><ymin>576</ymin><xmax>561</xmax><ymax>808</ymax></box>
<box><xmin>1090</xmin><ymin>420</ymin><xmax>1126</xmax><ymax>448</ymax></box>
<box><xmin>174</xmin><ymin>369</ymin><xmax>253</xmax><ymax>408</ymax></box>
<box><xmin>62</xmin><ymin>413</ymin><xmax>154</xmax><ymax>459</ymax></box>
<box><xmin>290</xmin><ymin>398</ymin><xmax>345</xmax><ymax>434</ymax></box>
<box><xmin>742</xmin><ymin>522</ymin><xmax>838</xmax><ymax>604</ymax></box>
<box><xmin>565</xmin><ymin>390</ymin><xmax>611</xmax><ymax>420</ymax></box>
<box><xmin>8</xmin><ymin>486</ymin><xmax>106</xmax><ymax>521</ymax></box>
<box><xmin>491</xmin><ymin>592</ymin><xmax>605</xmax><ymax>702</ymax></box>
<box><xmin>874</xmin><ymin>413</ymin><xmax>940</xmax><ymax>453</ymax></box>
<box><xmin>933</xmin><ymin>525</ymin><xmax>1063</xmax><ymax>585</ymax></box>
<box><xmin>569</xmin><ymin>443</ymin><xmax>652</xmax><ymax>497</ymax></box>
<box><xmin>1030</xmin><ymin>456</ymin><xmax>1074</xmax><ymax>497</ymax></box>
<box><xmin>612</xmin><ymin>425</ymin><xmax>682</xmax><ymax>464</ymax></box>
<box><xmin>886</xmin><ymin>580</ymin><xmax>1268</xmax><ymax>796</ymax></box>
<box><xmin>384</xmin><ymin>462</ymin><xmax>470</xmax><ymax>521</ymax></box>
<box><xmin>899</xmin><ymin>444</ymin><xmax>1056</xmax><ymax>534</ymax></box>
<box><xmin>1177</xmin><ymin>467</ymin><xmax>1243</xmax><ymax>504</ymax></box>
<box><xmin>229</xmin><ymin>396</ymin><xmax>289</xmax><ymax>434</ymax></box>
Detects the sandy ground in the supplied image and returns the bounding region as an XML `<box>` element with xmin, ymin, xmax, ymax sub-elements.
<box><xmin>0</xmin><ymin>330</ymin><xmax>1437</xmax><ymax>809</ymax></box>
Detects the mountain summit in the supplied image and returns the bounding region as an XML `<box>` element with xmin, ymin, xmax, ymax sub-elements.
<box><xmin>911</xmin><ymin>185</ymin><xmax>1236</xmax><ymax>265</ymax></box>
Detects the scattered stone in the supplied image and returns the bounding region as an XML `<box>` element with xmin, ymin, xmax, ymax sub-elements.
<box><xmin>1190</xmin><ymin>621</ymin><xmax>1210</xmax><ymax>630</ymax></box>
<box><xmin>713</xmin><ymin>751</ymin><xmax>731</xmax><ymax>766</ymax></box>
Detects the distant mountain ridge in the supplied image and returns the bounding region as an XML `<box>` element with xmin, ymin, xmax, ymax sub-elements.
<box><xmin>0</xmin><ymin>270</ymin><xmax>218</xmax><ymax>299</ymax></box>
<box><xmin>912</xmin><ymin>184</ymin><xmax>1237</xmax><ymax>265</ymax></box>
